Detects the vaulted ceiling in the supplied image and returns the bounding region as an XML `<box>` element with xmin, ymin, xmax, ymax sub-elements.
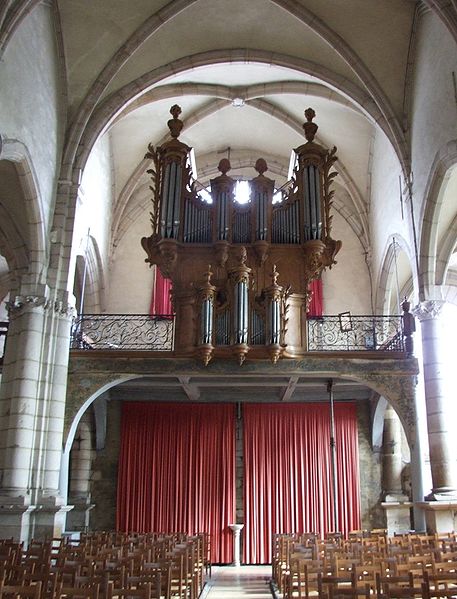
<box><xmin>55</xmin><ymin>0</ymin><xmax>419</xmax><ymax>259</ymax></box>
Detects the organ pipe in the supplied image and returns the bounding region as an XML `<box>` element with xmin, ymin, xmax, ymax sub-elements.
<box><xmin>211</xmin><ymin>159</ymin><xmax>235</xmax><ymax>242</ymax></box>
<box><xmin>229</xmin><ymin>247</ymin><xmax>251</xmax><ymax>365</ymax></box>
<box><xmin>264</xmin><ymin>264</ymin><xmax>284</xmax><ymax>364</ymax></box>
<box><xmin>197</xmin><ymin>266</ymin><xmax>216</xmax><ymax>365</ymax></box>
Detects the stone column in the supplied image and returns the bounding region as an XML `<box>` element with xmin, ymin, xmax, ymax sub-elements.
<box><xmin>381</xmin><ymin>407</ymin><xmax>412</xmax><ymax>534</ymax></box>
<box><xmin>409</xmin><ymin>354</ymin><xmax>433</xmax><ymax>532</ymax></box>
<box><xmin>0</xmin><ymin>292</ymin><xmax>74</xmax><ymax>540</ymax></box>
<box><xmin>66</xmin><ymin>418</ymin><xmax>95</xmax><ymax>531</ymax></box>
<box><xmin>382</xmin><ymin>407</ymin><xmax>405</xmax><ymax>497</ymax></box>
<box><xmin>229</xmin><ymin>524</ymin><xmax>244</xmax><ymax>567</ymax></box>
<box><xmin>32</xmin><ymin>299</ymin><xmax>75</xmax><ymax>539</ymax></box>
<box><xmin>0</xmin><ymin>293</ymin><xmax>48</xmax><ymax>540</ymax></box>
<box><xmin>39</xmin><ymin>300</ymin><xmax>74</xmax><ymax>495</ymax></box>
<box><xmin>415</xmin><ymin>300</ymin><xmax>457</xmax><ymax>498</ymax></box>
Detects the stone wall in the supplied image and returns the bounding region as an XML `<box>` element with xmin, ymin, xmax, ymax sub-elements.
<box><xmin>88</xmin><ymin>399</ymin><xmax>384</xmax><ymax>534</ymax></box>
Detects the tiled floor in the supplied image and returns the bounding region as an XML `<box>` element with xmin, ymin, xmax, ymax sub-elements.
<box><xmin>201</xmin><ymin>565</ymin><xmax>274</xmax><ymax>598</ymax></box>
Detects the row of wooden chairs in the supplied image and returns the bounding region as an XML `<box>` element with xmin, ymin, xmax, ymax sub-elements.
<box><xmin>272</xmin><ymin>531</ymin><xmax>457</xmax><ymax>599</ymax></box>
<box><xmin>0</xmin><ymin>532</ymin><xmax>210</xmax><ymax>599</ymax></box>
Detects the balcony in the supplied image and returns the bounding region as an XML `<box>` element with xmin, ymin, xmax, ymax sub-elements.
<box><xmin>67</xmin><ymin>313</ymin><xmax>405</xmax><ymax>355</ymax></box>
<box><xmin>0</xmin><ymin>313</ymin><xmax>408</xmax><ymax>363</ymax></box>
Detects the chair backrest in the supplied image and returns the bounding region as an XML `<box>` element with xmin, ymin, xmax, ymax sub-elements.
<box><xmin>0</xmin><ymin>581</ymin><xmax>42</xmax><ymax>599</ymax></box>
<box><xmin>108</xmin><ymin>582</ymin><xmax>151</xmax><ymax>599</ymax></box>
<box><xmin>55</xmin><ymin>584</ymin><xmax>99</xmax><ymax>599</ymax></box>
<box><xmin>383</xmin><ymin>581</ymin><xmax>427</xmax><ymax>599</ymax></box>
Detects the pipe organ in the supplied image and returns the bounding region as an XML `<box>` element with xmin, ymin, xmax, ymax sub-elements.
<box><xmin>141</xmin><ymin>105</ymin><xmax>342</xmax><ymax>364</ymax></box>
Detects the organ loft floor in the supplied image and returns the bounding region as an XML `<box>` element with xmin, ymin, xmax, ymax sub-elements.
<box><xmin>201</xmin><ymin>565</ymin><xmax>274</xmax><ymax>599</ymax></box>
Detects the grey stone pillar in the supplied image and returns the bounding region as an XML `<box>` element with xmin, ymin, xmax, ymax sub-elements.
<box><xmin>0</xmin><ymin>294</ymin><xmax>48</xmax><ymax>540</ymax></box>
<box><xmin>381</xmin><ymin>407</ymin><xmax>412</xmax><ymax>534</ymax></box>
<box><xmin>67</xmin><ymin>418</ymin><xmax>94</xmax><ymax>531</ymax></box>
<box><xmin>415</xmin><ymin>300</ymin><xmax>457</xmax><ymax>498</ymax></box>
<box><xmin>0</xmin><ymin>292</ymin><xmax>74</xmax><ymax>541</ymax></box>
<box><xmin>40</xmin><ymin>301</ymin><xmax>74</xmax><ymax>494</ymax></box>
<box><xmin>0</xmin><ymin>296</ymin><xmax>46</xmax><ymax>492</ymax></box>
<box><xmin>382</xmin><ymin>407</ymin><xmax>405</xmax><ymax>497</ymax></box>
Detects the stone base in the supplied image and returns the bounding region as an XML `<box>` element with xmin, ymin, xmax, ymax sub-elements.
<box><xmin>417</xmin><ymin>501</ymin><xmax>457</xmax><ymax>534</ymax></box>
<box><xmin>32</xmin><ymin>496</ymin><xmax>74</xmax><ymax>541</ymax></box>
<box><xmin>0</xmin><ymin>494</ymin><xmax>74</xmax><ymax>542</ymax></box>
<box><xmin>381</xmin><ymin>500</ymin><xmax>413</xmax><ymax>536</ymax></box>
<box><xmin>66</xmin><ymin>497</ymin><xmax>95</xmax><ymax>532</ymax></box>
<box><xmin>0</xmin><ymin>495</ymin><xmax>35</xmax><ymax>543</ymax></box>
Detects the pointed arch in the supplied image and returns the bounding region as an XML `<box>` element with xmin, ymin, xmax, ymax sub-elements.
<box><xmin>73</xmin><ymin>235</ymin><xmax>106</xmax><ymax>314</ymax></box>
<box><xmin>72</xmin><ymin>50</ymin><xmax>407</xmax><ymax>179</ymax></box>
<box><xmin>0</xmin><ymin>137</ymin><xmax>47</xmax><ymax>288</ymax></box>
<box><xmin>376</xmin><ymin>235</ymin><xmax>415</xmax><ymax>314</ymax></box>
<box><xmin>419</xmin><ymin>139</ymin><xmax>457</xmax><ymax>299</ymax></box>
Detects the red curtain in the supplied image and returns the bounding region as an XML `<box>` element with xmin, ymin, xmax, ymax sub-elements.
<box><xmin>150</xmin><ymin>268</ymin><xmax>173</xmax><ymax>316</ymax></box>
<box><xmin>116</xmin><ymin>402</ymin><xmax>236</xmax><ymax>563</ymax></box>
<box><xmin>308</xmin><ymin>278</ymin><xmax>323</xmax><ymax>317</ymax></box>
<box><xmin>243</xmin><ymin>402</ymin><xmax>360</xmax><ymax>564</ymax></box>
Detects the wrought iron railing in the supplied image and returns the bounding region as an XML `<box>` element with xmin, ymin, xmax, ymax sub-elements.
<box><xmin>307</xmin><ymin>314</ymin><xmax>404</xmax><ymax>352</ymax></box>
<box><xmin>70</xmin><ymin>314</ymin><xmax>175</xmax><ymax>351</ymax></box>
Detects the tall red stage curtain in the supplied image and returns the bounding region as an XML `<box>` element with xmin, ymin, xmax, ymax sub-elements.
<box><xmin>117</xmin><ymin>402</ymin><xmax>236</xmax><ymax>564</ymax></box>
<box><xmin>243</xmin><ymin>402</ymin><xmax>360</xmax><ymax>564</ymax></box>
<box><xmin>150</xmin><ymin>268</ymin><xmax>173</xmax><ymax>316</ymax></box>
<box><xmin>308</xmin><ymin>278</ymin><xmax>323</xmax><ymax>317</ymax></box>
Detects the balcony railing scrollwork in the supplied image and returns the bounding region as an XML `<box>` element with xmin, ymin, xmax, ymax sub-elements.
<box><xmin>70</xmin><ymin>314</ymin><xmax>175</xmax><ymax>351</ymax></box>
<box><xmin>68</xmin><ymin>313</ymin><xmax>406</xmax><ymax>354</ymax></box>
<box><xmin>307</xmin><ymin>314</ymin><xmax>404</xmax><ymax>352</ymax></box>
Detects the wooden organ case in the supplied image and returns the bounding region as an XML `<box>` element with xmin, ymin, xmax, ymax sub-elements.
<box><xmin>141</xmin><ymin>105</ymin><xmax>342</xmax><ymax>364</ymax></box>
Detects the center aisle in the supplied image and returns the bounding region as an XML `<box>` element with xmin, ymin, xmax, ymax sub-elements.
<box><xmin>201</xmin><ymin>565</ymin><xmax>274</xmax><ymax>599</ymax></box>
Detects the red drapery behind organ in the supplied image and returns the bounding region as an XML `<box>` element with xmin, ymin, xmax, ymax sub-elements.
<box><xmin>308</xmin><ymin>278</ymin><xmax>323</xmax><ymax>317</ymax></box>
<box><xmin>116</xmin><ymin>402</ymin><xmax>236</xmax><ymax>563</ymax></box>
<box><xmin>150</xmin><ymin>268</ymin><xmax>173</xmax><ymax>316</ymax></box>
<box><xmin>243</xmin><ymin>402</ymin><xmax>361</xmax><ymax>564</ymax></box>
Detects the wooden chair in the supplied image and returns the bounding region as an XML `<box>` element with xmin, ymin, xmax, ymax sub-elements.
<box><xmin>125</xmin><ymin>575</ymin><xmax>161</xmax><ymax>599</ymax></box>
<box><xmin>353</xmin><ymin>563</ymin><xmax>383</xmax><ymax>594</ymax></box>
<box><xmin>382</xmin><ymin>582</ymin><xmax>427</xmax><ymax>599</ymax></box>
<box><xmin>22</xmin><ymin>570</ymin><xmax>58</xmax><ymax>599</ymax></box>
<box><xmin>107</xmin><ymin>582</ymin><xmax>152</xmax><ymax>599</ymax></box>
<box><xmin>0</xmin><ymin>582</ymin><xmax>42</xmax><ymax>599</ymax></box>
<box><xmin>318</xmin><ymin>571</ymin><xmax>370</xmax><ymax>599</ymax></box>
<box><xmin>423</xmin><ymin>570</ymin><xmax>457</xmax><ymax>598</ymax></box>
<box><xmin>140</xmin><ymin>561</ymin><xmax>172</xmax><ymax>599</ymax></box>
<box><xmin>55</xmin><ymin>585</ymin><xmax>99</xmax><ymax>599</ymax></box>
<box><xmin>301</xmin><ymin>561</ymin><xmax>327</xmax><ymax>599</ymax></box>
<box><xmin>285</xmin><ymin>555</ymin><xmax>314</xmax><ymax>599</ymax></box>
<box><xmin>318</xmin><ymin>571</ymin><xmax>355</xmax><ymax>599</ymax></box>
<box><xmin>375</xmin><ymin>571</ymin><xmax>415</xmax><ymax>599</ymax></box>
<box><xmin>432</xmin><ymin>562</ymin><xmax>457</xmax><ymax>576</ymax></box>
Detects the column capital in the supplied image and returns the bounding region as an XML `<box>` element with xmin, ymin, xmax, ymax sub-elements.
<box><xmin>6</xmin><ymin>294</ymin><xmax>75</xmax><ymax>320</ymax></box>
<box><xmin>54</xmin><ymin>299</ymin><xmax>76</xmax><ymax>319</ymax></box>
<box><xmin>6</xmin><ymin>294</ymin><xmax>49</xmax><ymax>316</ymax></box>
<box><xmin>413</xmin><ymin>300</ymin><xmax>446</xmax><ymax>322</ymax></box>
